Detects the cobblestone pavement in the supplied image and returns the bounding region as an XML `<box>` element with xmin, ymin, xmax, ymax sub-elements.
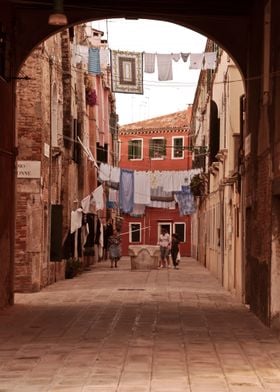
<box><xmin>1</xmin><ymin>258</ymin><xmax>280</xmax><ymax>391</ymax></box>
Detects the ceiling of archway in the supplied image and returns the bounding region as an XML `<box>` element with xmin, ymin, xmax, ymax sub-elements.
<box><xmin>5</xmin><ymin>0</ymin><xmax>257</xmax><ymax>75</ymax></box>
<box><xmin>10</xmin><ymin>0</ymin><xmax>256</xmax><ymax>15</ymax></box>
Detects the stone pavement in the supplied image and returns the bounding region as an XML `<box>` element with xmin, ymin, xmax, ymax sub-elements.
<box><xmin>1</xmin><ymin>258</ymin><xmax>280</xmax><ymax>391</ymax></box>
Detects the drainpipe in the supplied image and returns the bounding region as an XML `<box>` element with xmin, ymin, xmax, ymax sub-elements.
<box><xmin>47</xmin><ymin>56</ymin><xmax>54</xmax><ymax>284</ymax></box>
<box><xmin>219</xmin><ymin>183</ymin><xmax>225</xmax><ymax>286</ymax></box>
<box><xmin>239</xmin><ymin>95</ymin><xmax>246</xmax><ymax>302</ymax></box>
<box><xmin>263</xmin><ymin>0</ymin><xmax>271</xmax><ymax>106</ymax></box>
<box><xmin>263</xmin><ymin>0</ymin><xmax>272</xmax><ymax>323</ymax></box>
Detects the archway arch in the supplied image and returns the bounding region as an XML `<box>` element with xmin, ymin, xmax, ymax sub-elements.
<box><xmin>2</xmin><ymin>0</ymin><xmax>277</xmax><ymax>330</ymax></box>
<box><xmin>11</xmin><ymin>1</ymin><xmax>253</xmax><ymax>80</ymax></box>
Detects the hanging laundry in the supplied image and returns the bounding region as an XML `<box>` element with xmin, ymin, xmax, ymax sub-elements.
<box><xmin>92</xmin><ymin>185</ymin><xmax>104</xmax><ymax>211</ymax></box>
<box><xmin>204</xmin><ymin>51</ymin><xmax>217</xmax><ymax>70</ymax></box>
<box><xmin>110</xmin><ymin>166</ymin><xmax>120</xmax><ymax>183</ymax></box>
<box><xmin>99</xmin><ymin>222</ymin><xmax>104</xmax><ymax>258</ymax></box>
<box><xmin>119</xmin><ymin>169</ymin><xmax>134</xmax><ymax>213</ymax></box>
<box><xmin>99</xmin><ymin>163</ymin><xmax>111</xmax><ymax>182</ymax></box>
<box><xmin>181</xmin><ymin>52</ymin><xmax>190</xmax><ymax>63</ymax></box>
<box><xmin>75</xmin><ymin>45</ymin><xmax>89</xmax><ymax>66</ymax></box>
<box><xmin>149</xmin><ymin>199</ymin><xmax>176</xmax><ymax>209</ymax></box>
<box><xmin>134</xmin><ymin>171</ymin><xmax>151</xmax><ymax>205</ymax></box>
<box><xmin>70</xmin><ymin>208</ymin><xmax>83</xmax><ymax>234</ymax></box>
<box><xmin>171</xmin><ymin>53</ymin><xmax>181</xmax><ymax>62</ymax></box>
<box><xmin>107</xmin><ymin>188</ymin><xmax>118</xmax><ymax>209</ymax></box>
<box><xmin>161</xmin><ymin>171</ymin><xmax>174</xmax><ymax>193</ymax></box>
<box><xmin>157</xmin><ymin>54</ymin><xmax>173</xmax><ymax>81</ymax></box>
<box><xmin>63</xmin><ymin>231</ymin><xmax>75</xmax><ymax>259</ymax></box>
<box><xmin>174</xmin><ymin>186</ymin><xmax>196</xmax><ymax>216</ymax></box>
<box><xmin>95</xmin><ymin>218</ymin><xmax>101</xmax><ymax>245</ymax></box>
<box><xmin>88</xmin><ymin>47</ymin><xmax>101</xmax><ymax>74</ymax></box>
<box><xmin>131</xmin><ymin>204</ymin><xmax>146</xmax><ymax>216</ymax></box>
<box><xmin>150</xmin><ymin>171</ymin><xmax>159</xmax><ymax>189</ymax></box>
<box><xmin>83</xmin><ymin>213</ymin><xmax>95</xmax><ymax>256</ymax></box>
<box><xmin>99</xmin><ymin>47</ymin><xmax>110</xmax><ymax>68</ymax></box>
<box><xmin>111</xmin><ymin>50</ymin><xmax>144</xmax><ymax>94</ymax></box>
<box><xmin>81</xmin><ymin>194</ymin><xmax>92</xmax><ymax>214</ymax></box>
<box><xmin>109</xmin><ymin>188</ymin><xmax>118</xmax><ymax>203</ymax></box>
<box><xmin>189</xmin><ymin>53</ymin><xmax>204</xmax><ymax>70</ymax></box>
<box><xmin>144</xmin><ymin>53</ymin><xmax>156</xmax><ymax>73</ymax></box>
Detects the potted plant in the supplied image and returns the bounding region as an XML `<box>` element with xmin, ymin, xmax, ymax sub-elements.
<box><xmin>190</xmin><ymin>173</ymin><xmax>207</xmax><ymax>197</ymax></box>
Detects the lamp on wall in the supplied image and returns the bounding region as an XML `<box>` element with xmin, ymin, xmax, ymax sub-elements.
<box><xmin>48</xmin><ymin>0</ymin><xmax>68</xmax><ymax>26</ymax></box>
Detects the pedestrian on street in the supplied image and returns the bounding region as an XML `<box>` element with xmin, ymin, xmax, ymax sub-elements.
<box><xmin>108</xmin><ymin>229</ymin><xmax>121</xmax><ymax>268</ymax></box>
<box><xmin>171</xmin><ymin>233</ymin><xmax>180</xmax><ymax>269</ymax></box>
<box><xmin>158</xmin><ymin>228</ymin><xmax>171</xmax><ymax>268</ymax></box>
<box><xmin>103</xmin><ymin>218</ymin><xmax>113</xmax><ymax>260</ymax></box>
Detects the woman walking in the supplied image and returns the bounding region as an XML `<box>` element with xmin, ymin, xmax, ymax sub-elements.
<box><xmin>171</xmin><ymin>233</ymin><xmax>180</xmax><ymax>269</ymax></box>
<box><xmin>108</xmin><ymin>229</ymin><xmax>121</xmax><ymax>268</ymax></box>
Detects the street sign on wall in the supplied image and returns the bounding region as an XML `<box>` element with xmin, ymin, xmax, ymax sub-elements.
<box><xmin>17</xmin><ymin>160</ymin><xmax>41</xmax><ymax>178</ymax></box>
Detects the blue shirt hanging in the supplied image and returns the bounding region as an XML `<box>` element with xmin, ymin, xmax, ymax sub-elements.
<box><xmin>88</xmin><ymin>48</ymin><xmax>101</xmax><ymax>74</ymax></box>
<box><xmin>119</xmin><ymin>169</ymin><xmax>134</xmax><ymax>214</ymax></box>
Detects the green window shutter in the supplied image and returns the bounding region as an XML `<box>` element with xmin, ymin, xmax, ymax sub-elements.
<box><xmin>162</xmin><ymin>139</ymin><xmax>166</xmax><ymax>156</ymax></box>
<box><xmin>136</xmin><ymin>141</ymin><xmax>141</xmax><ymax>158</ymax></box>
<box><xmin>128</xmin><ymin>141</ymin><xmax>133</xmax><ymax>159</ymax></box>
<box><xmin>149</xmin><ymin>139</ymin><xmax>153</xmax><ymax>158</ymax></box>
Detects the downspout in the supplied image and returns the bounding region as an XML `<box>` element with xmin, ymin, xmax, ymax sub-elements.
<box><xmin>219</xmin><ymin>75</ymin><xmax>228</xmax><ymax>287</ymax></box>
<box><xmin>240</xmin><ymin>95</ymin><xmax>245</xmax><ymax>302</ymax></box>
<box><xmin>219</xmin><ymin>182</ymin><xmax>225</xmax><ymax>286</ymax></box>
<box><xmin>47</xmin><ymin>56</ymin><xmax>54</xmax><ymax>283</ymax></box>
<box><xmin>263</xmin><ymin>0</ymin><xmax>272</xmax><ymax>323</ymax></box>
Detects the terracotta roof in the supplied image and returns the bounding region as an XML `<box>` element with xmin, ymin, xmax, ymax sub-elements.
<box><xmin>120</xmin><ymin>106</ymin><xmax>192</xmax><ymax>133</ymax></box>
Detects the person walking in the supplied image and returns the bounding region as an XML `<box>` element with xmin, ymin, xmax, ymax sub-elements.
<box><xmin>158</xmin><ymin>228</ymin><xmax>171</xmax><ymax>268</ymax></box>
<box><xmin>103</xmin><ymin>218</ymin><xmax>113</xmax><ymax>260</ymax></box>
<box><xmin>108</xmin><ymin>229</ymin><xmax>121</xmax><ymax>268</ymax></box>
<box><xmin>171</xmin><ymin>233</ymin><xmax>180</xmax><ymax>269</ymax></box>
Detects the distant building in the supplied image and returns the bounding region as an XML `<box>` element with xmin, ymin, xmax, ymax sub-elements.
<box><xmin>119</xmin><ymin>107</ymin><xmax>193</xmax><ymax>256</ymax></box>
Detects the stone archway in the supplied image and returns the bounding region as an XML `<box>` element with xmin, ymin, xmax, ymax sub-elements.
<box><xmin>0</xmin><ymin>0</ymin><xmax>278</xmax><ymax>329</ymax></box>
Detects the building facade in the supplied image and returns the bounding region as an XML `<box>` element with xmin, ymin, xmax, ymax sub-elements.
<box><xmin>119</xmin><ymin>108</ymin><xmax>193</xmax><ymax>257</ymax></box>
<box><xmin>15</xmin><ymin>24</ymin><xmax>118</xmax><ymax>292</ymax></box>
<box><xmin>191</xmin><ymin>41</ymin><xmax>245</xmax><ymax>300</ymax></box>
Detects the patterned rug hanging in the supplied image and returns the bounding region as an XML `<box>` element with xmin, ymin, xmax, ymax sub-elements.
<box><xmin>110</xmin><ymin>50</ymin><xmax>143</xmax><ymax>94</ymax></box>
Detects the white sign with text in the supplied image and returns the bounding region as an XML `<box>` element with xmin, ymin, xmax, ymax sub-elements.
<box><xmin>17</xmin><ymin>161</ymin><xmax>41</xmax><ymax>178</ymax></box>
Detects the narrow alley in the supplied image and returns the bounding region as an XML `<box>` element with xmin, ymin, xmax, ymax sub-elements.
<box><xmin>1</xmin><ymin>258</ymin><xmax>280</xmax><ymax>392</ymax></box>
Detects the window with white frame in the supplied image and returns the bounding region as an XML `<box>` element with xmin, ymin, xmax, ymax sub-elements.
<box><xmin>118</xmin><ymin>139</ymin><xmax>121</xmax><ymax>162</ymax></box>
<box><xmin>128</xmin><ymin>138</ymin><xmax>143</xmax><ymax>160</ymax></box>
<box><xmin>129</xmin><ymin>222</ymin><xmax>141</xmax><ymax>243</ymax></box>
<box><xmin>172</xmin><ymin>136</ymin><xmax>184</xmax><ymax>159</ymax></box>
<box><xmin>149</xmin><ymin>137</ymin><xmax>166</xmax><ymax>159</ymax></box>
<box><xmin>173</xmin><ymin>222</ymin><xmax>186</xmax><ymax>242</ymax></box>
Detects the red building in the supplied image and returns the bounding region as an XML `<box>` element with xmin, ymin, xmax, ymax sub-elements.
<box><xmin>119</xmin><ymin>107</ymin><xmax>193</xmax><ymax>257</ymax></box>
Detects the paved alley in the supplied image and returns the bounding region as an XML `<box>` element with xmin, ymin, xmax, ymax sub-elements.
<box><xmin>1</xmin><ymin>258</ymin><xmax>280</xmax><ymax>391</ymax></box>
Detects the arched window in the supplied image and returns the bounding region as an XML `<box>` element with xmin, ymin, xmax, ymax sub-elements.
<box><xmin>209</xmin><ymin>100</ymin><xmax>220</xmax><ymax>164</ymax></box>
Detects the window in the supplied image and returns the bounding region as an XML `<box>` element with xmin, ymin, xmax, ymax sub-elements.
<box><xmin>128</xmin><ymin>139</ymin><xmax>143</xmax><ymax>160</ymax></box>
<box><xmin>149</xmin><ymin>138</ymin><xmax>166</xmax><ymax>159</ymax></box>
<box><xmin>129</xmin><ymin>223</ymin><xmax>141</xmax><ymax>243</ymax></box>
<box><xmin>72</xmin><ymin>119</ymin><xmax>81</xmax><ymax>164</ymax></box>
<box><xmin>173</xmin><ymin>223</ymin><xmax>186</xmax><ymax>242</ymax></box>
<box><xmin>172</xmin><ymin>136</ymin><xmax>184</xmax><ymax>159</ymax></box>
<box><xmin>118</xmin><ymin>139</ymin><xmax>121</xmax><ymax>162</ymax></box>
<box><xmin>96</xmin><ymin>142</ymin><xmax>108</xmax><ymax>163</ymax></box>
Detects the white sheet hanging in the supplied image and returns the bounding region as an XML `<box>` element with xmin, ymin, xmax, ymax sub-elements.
<box><xmin>134</xmin><ymin>171</ymin><xmax>151</xmax><ymax>204</ymax></box>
